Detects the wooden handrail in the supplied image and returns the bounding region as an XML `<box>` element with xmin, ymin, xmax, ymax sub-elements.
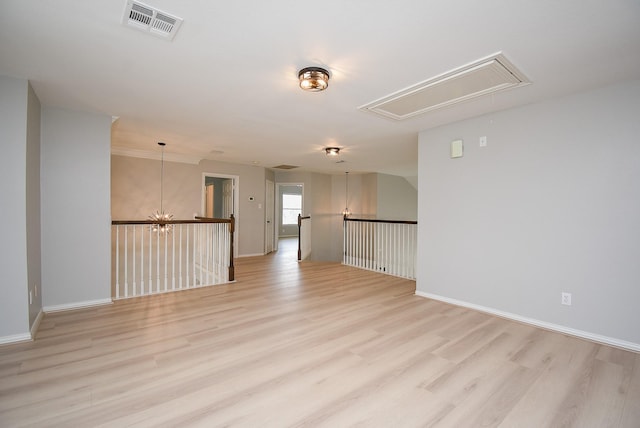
<box><xmin>111</xmin><ymin>215</ymin><xmax>235</xmax><ymax>282</ymax></box>
<box><xmin>343</xmin><ymin>216</ymin><xmax>417</xmax><ymax>225</ymax></box>
<box><xmin>112</xmin><ymin>218</ymin><xmax>231</xmax><ymax>225</ymax></box>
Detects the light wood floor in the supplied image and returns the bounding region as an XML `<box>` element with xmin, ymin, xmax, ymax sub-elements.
<box><xmin>1</xmin><ymin>240</ymin><xmax>639</xmax><ymax>427</ymax></box>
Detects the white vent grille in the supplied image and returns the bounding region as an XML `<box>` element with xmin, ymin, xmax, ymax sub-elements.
<box><xmin>123</xmin><ymin>0</ymin><xmax>183</xmax><ymax>41</ymax></box>
<box><xmin>359</xmin><ymin>53</ymin><xmax>530</xmax><ymax>120</ymax></box>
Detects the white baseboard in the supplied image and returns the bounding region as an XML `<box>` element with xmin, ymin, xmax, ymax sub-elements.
<box><xmin>0</xmin><ymin>333</ymin><xmax>32</xmax><ymax>345</ymax></box>
<box><xmin>30</xmin><ymin>309</ymin><xmax>44</xmax><ymax>339</ymax></box>
<box><xmin>415</xmin><ymin>291</ymin><xmax>640</xmax><ymax>353</ymax></box>
<box><xmin>44</xmin><ymin>298</ymin><xmax>113</xmax><ymax>313</ymax></box>
<box><xmin>238</xmin><ymin>253</ymin><xmax>266</xmax><ymax>258</ymax></box>
<box><xmin>0</xmin><ymin>310</ymin><xmax>45</xmax><ymax>345</ymax></box>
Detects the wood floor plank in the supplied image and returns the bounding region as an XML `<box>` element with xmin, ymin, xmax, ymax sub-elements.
<box><xmin>1</xmin><ymin>239</ymin><xmax>638</xmax><ymax>427</ymax></box>
<box><xmin>621</xmin><ymin>357</ymin><xmax>640</xmax><ymax>427</ymax></box>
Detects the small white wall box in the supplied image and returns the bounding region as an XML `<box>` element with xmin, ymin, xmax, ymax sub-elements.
<box><xmin>451</xmin><ymin>139</ymin><xmax>464</xmax><ymax>158</ymax></box>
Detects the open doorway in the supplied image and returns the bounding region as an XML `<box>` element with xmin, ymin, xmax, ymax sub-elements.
<box><xmin>275</xmin><ymin>183</ymin><xmax>303</xmax><ymax>256</ymax></box>
<box><xmin>202</xmin><ymin>173</ymin><xmax>239</xmax><ymax>257</ymax></box>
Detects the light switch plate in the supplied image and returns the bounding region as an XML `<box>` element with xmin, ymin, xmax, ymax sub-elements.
<box><xmin>451</xmin><ymin>139</ymin><xmax>463</xmax><ymax>158</ymax></box>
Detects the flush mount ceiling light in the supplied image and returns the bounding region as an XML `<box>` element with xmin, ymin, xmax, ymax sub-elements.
<box><xmin>299</xmin><ymin>67</ymin><xmax>330</xmax><ymax>92</ymax></box>
<box><xmin>325</xmin><ymin>147</ymin><xmax>340</xmax><ymax>156</ymax></box>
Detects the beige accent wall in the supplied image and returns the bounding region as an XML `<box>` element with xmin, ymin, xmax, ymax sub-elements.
<box><xmin>111</xmin><ymin>155</ymin><xmax>267</xmax><ymax>257</ymax></box>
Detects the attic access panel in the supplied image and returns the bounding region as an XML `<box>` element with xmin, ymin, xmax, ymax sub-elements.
<box><xmin>359</xmin><ymin>53</ymin><xmax>530</xmax><ymax>120</ymax></box>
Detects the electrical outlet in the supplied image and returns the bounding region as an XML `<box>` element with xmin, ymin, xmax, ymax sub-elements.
<box><xmin>29</xmin><ymin>290</ymin><xmax>33</xmax><ymax>305</ymax></box>
<box><xmin>561</xmin><ymin>292</ymin><xmax>572</xmax><ymax>306</ymax></box>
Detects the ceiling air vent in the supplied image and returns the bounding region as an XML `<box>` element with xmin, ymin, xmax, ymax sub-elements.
<box><xmin>122</xmin><ymin>0</ymin><xmax>183</xmax><ymax>41</ymax></box>
<box><xmin>359</xmin><ymin>53</ymin><xmax>530</xmax><ymax>120</ymax></box>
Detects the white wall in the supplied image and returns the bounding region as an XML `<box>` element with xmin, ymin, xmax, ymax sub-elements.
<box><xmin>275</xmin><ymin>171</ymin><xmax>338</xmax><ymax>261</ymax></box>
<box><xmin>41</xmin><ymin>107</ymin><xmax>112</xmax><ymax>309</ymax></box>
<box><xmin>0</xmin><ymin>76</ymin><xmax>30</xmax><ymax>339</ymax></box>
<box><xmin>200</xmin><ymin>160</ymin><xmax>266</xmax><ymax>256</ymax></box>
<box><xmin>26</xmin><ymin>82</ymin><xmax>42</xmax><ymax>327</ymax></box>
<box><xmin>417</xmin><ymin>81</ymin><xmax>640</xmax><ymax>347</ymax></box>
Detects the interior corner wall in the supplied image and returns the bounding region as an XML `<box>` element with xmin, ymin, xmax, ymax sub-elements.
<box><xmin>41</xmin><ymin>107</ymin><xmax>112</xmax><ymax>309</ymax></box>
<box><xmin>417</xmin><ymin>81</ymin><xmax>640</xmax><ymax>346</ymax></box>
<box><xmin>0</xmin><ymin>76</ymin><xmax>30</xmax><ymax>339</ymax></box>
<box><xmin>376</xmin><ymin>173</ymin><xmax>417</xmax><ymax>221</ymax></box>
<box><xmin>360</xmin><ymin>173</ymin><xmax>378</xmax><ymax>218</ymax></box>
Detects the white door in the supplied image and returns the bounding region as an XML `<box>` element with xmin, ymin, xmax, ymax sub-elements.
<box><xmin>265</xmin><ymin>179</ymin><xmax>275</xmax><ymax>254</ymax></box>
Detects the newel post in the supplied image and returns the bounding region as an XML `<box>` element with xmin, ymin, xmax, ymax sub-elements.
<box><xmin>229</xmin><ymin>214</ymin><xmax>235</xmax><ymax>281</ymax></box>
<box><xmin>297</xmin><ymin>213</ymin><xmax>302</xmax><ymax>261</ymax></box>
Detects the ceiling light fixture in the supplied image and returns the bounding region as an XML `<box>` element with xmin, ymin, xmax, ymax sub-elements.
<box><xmin>298</xmin><ymin>67</ymin><xmax>330</xmax><ymax>92</ymax></box>
<box><xmin>325</xmin><ymin>147</ymin><xmax>340</xmax><ymax>156</ymax></box>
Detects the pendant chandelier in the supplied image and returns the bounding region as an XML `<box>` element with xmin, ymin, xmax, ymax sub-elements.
<box><xmin>342</xmin><ymin>171</ymin><xmax>351</xmax><ymax>217</ymax></box>
<box><xmin>149</xmin><ymin>142</ymin><xmax>173</xmax><ymax>232</ymax></box>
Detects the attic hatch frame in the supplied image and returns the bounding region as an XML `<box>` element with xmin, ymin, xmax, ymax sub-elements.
<box><xmin>359</xmin><ymin>52</ymin><xmax>530</xmax><ymax>120</ymax></box>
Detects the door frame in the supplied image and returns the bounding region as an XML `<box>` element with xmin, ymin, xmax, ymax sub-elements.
<box><xmin>201</xmin><ymin>173</ymin><xmax>239</xmax><ymax>258</ymax></box>
<box><xmin>265</xmin><ymin>179</ymin><xmax>275</xmax><ymax>254</ymax></box>
<box><xmin>275</xmin><ymin>182</ymin><xmax>304</xmax><ymax>246</ymax></box>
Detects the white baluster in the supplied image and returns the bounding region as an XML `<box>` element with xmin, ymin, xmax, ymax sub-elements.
<box><xmin>179</xmin><ymin>224</ymin><xmax>183</xmax><ymax>289</ymax></box>
<box><xmin>140</xmin><ymin>225</ymin><xmax>145</xmax><ymax>295</ymax></box>
<box><xmin>186</xmin><ymin>223</ymin><xmax>190</xmax><ymax>288</ymax></box>
<box><xmin>198</xmin><ymin>223</ymin><xmax>201</xmax><ymax>284</ymax></box>
<box><xmin>148</xmin><ymin>225</ymin><xmax>153</xmax><ymax>294</ymax></box>
<box><xmin>124</xmin><ymin>225</ymin><xmax>129</xmax><ymax>298</ymax></box>
<box><xmin>115</xmin><ymin>226</ymin><xmax>120</xmax><ymax>299</ymax></box>
<box><xmin>164</xmin><ymin>226</ymin><xmax>169</xmax><ymax>291</ymax></box>
<box><xmin>132</xmin><ymin>226</ymin><xmax>136</xmax><ymax>296</ymax></box>
<box><xmin>206</xmin><ymin>223</ymin><xmax>209</xmax><ymax>284</ymax></box>
<box><xmin>171</xmin><ymin>226</ymin><xmax>176</xmax><ymax>290</ymax></box>
<box><xmin>194</xmin><ymin>224</ymin><xmax>199</xmax><ymax>287</ymax></box>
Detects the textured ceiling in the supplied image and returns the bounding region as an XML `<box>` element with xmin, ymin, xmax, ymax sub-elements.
<box><xmin>1</xmin><ymin>0</ymin><xmax>639</xmax><ymax>176</ymax></box>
